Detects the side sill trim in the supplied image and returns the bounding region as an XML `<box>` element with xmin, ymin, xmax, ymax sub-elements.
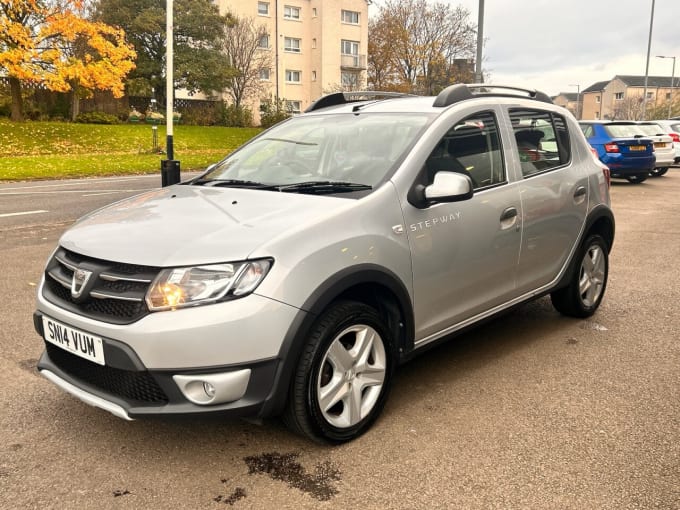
<box><xmin>39</xmin><ymin>369</ymin><xmax>134</xmax><ymax>421</ymax></box>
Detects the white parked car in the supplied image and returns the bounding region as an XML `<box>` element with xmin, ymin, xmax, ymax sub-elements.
<box><xmin>636</xmin><ymin>121</ymin><xmax>675</xmax><ymax>176</ymax></box>
<box><xmin>651</xmin><ymin>120</ymin><xmax>680</xmax><ymax>164</ymax></box>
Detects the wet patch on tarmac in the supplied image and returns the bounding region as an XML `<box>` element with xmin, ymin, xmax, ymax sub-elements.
<box><xmin>244</xmin><ymin>452</ymin><xmax>341</xmax><ymax>501</ymax></box>
<box><xmin>214</xmin><ymin>487</ymin><xmax>247</xmax><ymax>505</ymax></box>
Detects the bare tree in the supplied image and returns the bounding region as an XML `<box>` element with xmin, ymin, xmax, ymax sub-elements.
<box><xmin>223</xmin><ymin>14</ymin><xmax>272</xmax><ymax>109</ymax></box>
<box><xmin>368</xmin><ymin>0</ymin><xmax>476</xmax><ymax>94</ymax></box>
<box><xmin>610</xmin><ymin>97</ymin><xmax>645</xmax><ymax>121</ymax></box>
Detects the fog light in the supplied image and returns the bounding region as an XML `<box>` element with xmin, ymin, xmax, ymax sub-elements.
<box><xmin>203</xmin><ymin>381</ymin><xmax>216</xmax><ymax>398</ymax></box>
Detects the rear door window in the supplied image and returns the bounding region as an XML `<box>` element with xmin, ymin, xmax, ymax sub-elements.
<box><xmin>510</xmin><ymin>109</ymin><xmax>571</xmax><ymax>177</ymax></box>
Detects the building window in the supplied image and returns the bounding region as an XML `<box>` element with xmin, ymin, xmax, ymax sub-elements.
<box><xmin>341</xmin><ymin>40</ymin><xmax>359</xmax><ymax>56</ymax></box>
<box><xmin>341</xmin><ymin>71</ymin><xmax>359</xmax><ymax>87</ymax></box>
<box><xmin>312</xmin><ymin>38</ymin><xmax>316</xmax><ymax>49</ymax></box>
<box><xmin>614</xmin><ymin>92</ymin><xmax>623</xmax><ymax>100</ymax></box>
<box><xmin>286</xmin><ymin>100</ymin><xmax>301</xmax><ymax>114</ymax></box>
<box><xmin>595</xmin><ymin>96</ymin><xmax>601</xmax><ymax>103</ymax></box>
<box><xmin>667</xmin><ymin>93</ymin><xmax>672</xmax><ymax>100</ymax></box>
<box><xmin>646</xmin><ymin>92</ymin><xmax>653</xmax><ymax>99</ymax></box>
<box><xmin>258</xmin><ymin>34</ymin><xmax>269</xmax><ymax>49</ymax></box>
<box><xmin>595</xmin><ymin>112</ymin><xmax>600</xmax><ymax>119</ymax></box>
<box><xmin>258</xmin><ymin>2</ymin><xmax>269</xmax><ymax>15</ymax></box>
<box><xmin>285</xmin><ymin>69</ymin><xmax>301</xmax><ymax>83</ymax></box>
<box><xmin>312</xmin><ymin>8</ymin><xmax>317</xmax><ymax>17</ymax></box>
<box><xmin>284</xmin><ymin>5</ymin><xmax>301</xmax><ymax>20</ymax></box>
<box><xmin>284</xmin><ymin>37</ymin><xmax>301</xmax><ymax>53</ymax></box>
<box><xmin>312</xmin><ymin>71</ymin><xmax>317</xmax><ymax>81</ymax></box>
<box><xmin>259</xmin><ymin>68</ymin><xmax>270</xmax><ymax>81</ymax></box>
<box><xmin>341</xmin><ymin>10</ymin><xmax>360</xmax><ymax>24</ymax></box>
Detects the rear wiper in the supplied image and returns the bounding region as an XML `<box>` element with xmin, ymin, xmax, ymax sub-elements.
<box><xmin>276</xmin><ymin>181</ymin><xmax>373</xmax><ymax>194</ymax></box>
<box><xmin>190</xmin><ymin>178</ymin><xmax>279</xmax><ymax>190</ymax></box>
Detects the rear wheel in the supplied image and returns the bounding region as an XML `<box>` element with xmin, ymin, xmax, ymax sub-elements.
<box><xmin>551</xmin><ymin>234</ymin><xmax>608</xmax><ymax>318</ymax></box>
<box><xmin>626</xmin><ymin>173</ymin><xmax>647</xmax><ymax>184</ymax></box>
<box><xmin>283</xmin><ymin>301</ymin><xmax>394</xmax><ymax>443</ymax></box>
<box><xmin>650</xmin><ymin>167</ymin><xmax>668</xmax><ymax>177</ymax></box>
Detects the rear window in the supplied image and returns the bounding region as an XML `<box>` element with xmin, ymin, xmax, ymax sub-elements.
<box><xmin>604</xmin><ymin>124</ymin><xmax>639</xmax><ymax>137</ymax></box>
<box><xmin>637</xmin><ymin>123</ymin><xmax>665</xmax><ymax>136</ymax></box>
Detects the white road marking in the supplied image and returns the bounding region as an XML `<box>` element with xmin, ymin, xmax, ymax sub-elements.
<box><xmin>0</xmin><ymin>210</ymin><xmax>48</xmax><ymax>218</ymax></box>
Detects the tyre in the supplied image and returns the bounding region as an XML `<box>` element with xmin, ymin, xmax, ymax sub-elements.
<box><xmin>650</xmin><ymin>167</ymin><xmax>668</xmax><ymax>177</ymax></box>
<box><xmin>283</xmin><ymin>301</ymin><xmax>394</xmax><ymax>443</ymax></box>
<box><xmin>551</xmin><ymin>234</ymin><xmax>608</xmax><ymax>318</ymax></box>
<box><xmin>626</xmin><ymin>174</ymin><xmax>647</xmax><ymax>184</ymax></box>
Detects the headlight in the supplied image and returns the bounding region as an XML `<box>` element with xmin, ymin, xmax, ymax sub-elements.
<box><xmin>146</xmin><ymin>259</ymin><xmax>272</xmax><ymax>311</ymax></box>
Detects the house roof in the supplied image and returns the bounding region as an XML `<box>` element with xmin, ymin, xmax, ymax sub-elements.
<box><xmin>582</xmin><ymin>81</ymin><xmax>610</xmax><ymax>93</ymax></box>
<box><xmin>615</xmin><ymin>75</ymin><xmax>680</xmax><ymax>87</ymax></box>
<box><xmin>553</xmin><ymin>92</ymin><xmax>578</xmax><ymax>101</ymax></box>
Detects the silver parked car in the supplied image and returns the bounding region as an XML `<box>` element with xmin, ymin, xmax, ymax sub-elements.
<box><xmin>35</xmin><ymin>85</ymin><xmax>615</xmax><ymax>443</ymax></box>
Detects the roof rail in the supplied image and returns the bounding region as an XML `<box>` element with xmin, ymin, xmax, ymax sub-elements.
<box><xmin>305</xmin><ymin>91</ymin><xmax>414</xmax><ymax>113</ymax></box>
<box><xmin>433</xmin><ymin>84</ymin><xmax>553</xmax><ymax>108</ymax></box>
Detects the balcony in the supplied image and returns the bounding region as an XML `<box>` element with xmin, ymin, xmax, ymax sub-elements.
<box><xmin>341</xmin><ymin>54</ymin><xmax>366</xmax><ymax>70</ymax></box>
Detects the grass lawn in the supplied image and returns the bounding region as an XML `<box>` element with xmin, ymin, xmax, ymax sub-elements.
<box><xmin>0</xmin><ymin>119</ymin><xmax>261</xmax><ymax>181</ymax></box>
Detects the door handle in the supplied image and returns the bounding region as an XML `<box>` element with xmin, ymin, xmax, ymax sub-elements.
<box><xmin>573</xmin><ymin>186</ymin><xmax>587</xmax><ymax>204</ymax></box>
<box><xmin>500</xmin><ymin>206</ymin><xmax>519</xmax><ymax>230</ymax></box>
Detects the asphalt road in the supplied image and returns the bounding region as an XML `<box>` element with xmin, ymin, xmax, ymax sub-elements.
<box><xmin>1</xmin><ymin>172</ymin><xmax>678</xmax><ymax>509</ymax></box>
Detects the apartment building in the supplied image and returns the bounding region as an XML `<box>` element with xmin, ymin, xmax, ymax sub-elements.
<box><xmin>216</xmin><ymin>0</ymin><xmax>369</xmax><ymax>116</ymax></box>
<box><xmin>581</xmin><ymin>75</ymin><xmax>679</xmax><ymax>120</ymax></box>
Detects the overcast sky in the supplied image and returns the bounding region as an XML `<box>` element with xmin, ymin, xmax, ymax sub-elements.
<box><xmin>370</xmin><ymin>0</ymin><xmax>680</xmax><ymax>96</ymax></box>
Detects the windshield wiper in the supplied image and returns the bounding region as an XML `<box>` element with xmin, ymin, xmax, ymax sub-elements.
<box><xmin>276</xmin><ymin>181</ymin><xmax>372</xmax><ymax>194</ymax></box>
<box><xmin>190</xmin><ymin>178</ymin><xmax>279</xmax><ymax>190</ymax></box>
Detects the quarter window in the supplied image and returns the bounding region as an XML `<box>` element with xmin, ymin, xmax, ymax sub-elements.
<box><xmin>510</xmin><ymin>109</ymin><xmax>571</xmax><ymax>177</ymax></box>
<box><xmin>425</xmin><ymin>111</ymin><xmax>505</xmax><ymax>190</ymax></box>
<box><xmin>284</xmin><ymin>37</ymin><xmax>301</xmax><ymax>53</ymax></box>
<box><xmin>341</xmin><ymin>10</ymin><xmax>360</xmax><ymax>24</ymax></box>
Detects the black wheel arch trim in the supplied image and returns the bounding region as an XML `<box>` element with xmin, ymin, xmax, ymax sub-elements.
<box><xmin>555</xmin><ymin>204</ymin><xmax>615</xmax><ymax>291</ymax></box>
<box><xmin>258</xmin><ymin>264</ymin><xmax>414</xmax><ymax>418</ymax></box>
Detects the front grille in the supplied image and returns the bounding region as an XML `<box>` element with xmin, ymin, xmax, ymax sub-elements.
<box><xmin>46</xmin><ymin>343</ymin><xmax>168</xmax><ymax>404</ymax></box>
<box><xmin>42</xmin><ymin>248</ymin><xmax>160</xmax><ymax>324</ymax></box>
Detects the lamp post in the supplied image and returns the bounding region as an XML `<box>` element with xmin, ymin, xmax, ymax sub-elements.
<box><xmin>657</xmin><ymin>55</ymin><xmax>676</xmax><ymax>119</ymax></box>
<box><xmin>569</xmin><ymin>83</ymin><xmax>580</xmax><ymax>119</ymax></box>
<box><xmin>641</xmin><ymin>0</ymin><xmax>655</xmax><ymax>120</ymax></box>
<box><xmin>161</xmin><ymin>0</ymin><xmax>180</xmax><ymax>187</ymax></box>
<box><xmin>475</xmin><ymin>0</ymin><xmax>485</xmax><ymax>83</ymax></box>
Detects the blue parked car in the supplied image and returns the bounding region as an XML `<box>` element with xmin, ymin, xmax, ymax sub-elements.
<box><xmin>579</xmin><ymin>121</ymin><xmax>655</xmax><ymax>184</ymax></box>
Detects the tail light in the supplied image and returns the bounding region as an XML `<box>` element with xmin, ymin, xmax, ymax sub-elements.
<box><xmin>669</xmin><ymin>133</ymin><xmax>680</xmax><ymax>143</ymax></box>
<box><xmin>590</xmin><ymin>147</ymin><xmax>610</xmax><ymax>189</ymax></box>
<box><xmin>602</xmin><ymin>166</ymin><xmax>611</xmax><ymax>188</ymax></box>
<box><xmin>604</xmin><ymin>143</ymin><xmax>619</xmax><ymax>153</ymax></box>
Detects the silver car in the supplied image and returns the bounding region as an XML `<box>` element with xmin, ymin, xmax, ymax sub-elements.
<box><xmin>35</xmin><ymin>85</ymin><xmax>615</xmax><ymax>443</ymax></box>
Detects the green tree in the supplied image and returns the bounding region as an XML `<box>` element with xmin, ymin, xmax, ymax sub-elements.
<box><xmin>95</xmin><ymin>0</ymin><xmax>234</xmax><ymax>106</ymax></box>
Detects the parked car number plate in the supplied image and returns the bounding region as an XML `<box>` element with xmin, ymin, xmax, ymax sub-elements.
<box><xmin>654</xmin><ymin>142</ymin><xmax>667</xmax><ymax>148</ymax></box>
<box><xmin>629</xmin><ymin>145</ymin><xmax>646</xmax><ymax>151</ymax></box>
<box><xmin>42</xmin><ymin>316</ymin><xmax>105</xmax><ymax>365</ymax></box>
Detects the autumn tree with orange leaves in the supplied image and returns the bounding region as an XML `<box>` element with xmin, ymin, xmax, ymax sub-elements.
<box><xmin>0</xmin><ymin>0</ymin><xmax>136</xmax><ymax>121</ymax></box>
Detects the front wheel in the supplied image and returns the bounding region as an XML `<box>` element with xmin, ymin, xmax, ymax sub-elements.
<box><xmin>283</xmin><ymin>301</ymin><xmax>394</xmax><ymax>443</ymax></box>
<box><xmin>551</xmin><ymin>234</ymin><xmax>609</xmax><ymax>318</ymax></box>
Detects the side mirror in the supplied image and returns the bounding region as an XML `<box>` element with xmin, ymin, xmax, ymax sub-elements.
<box><xmin>423</xmin><ymin>171</ymin><xmax>473</xmax><ymax>204</ymax></box>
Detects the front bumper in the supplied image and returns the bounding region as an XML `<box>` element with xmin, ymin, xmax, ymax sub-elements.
<box><xmin>35</xmin><ymin>312</ymin><xmax>283</xmax><ymax>419</ymax></box>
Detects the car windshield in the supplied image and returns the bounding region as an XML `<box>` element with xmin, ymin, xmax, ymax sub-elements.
<box><xmin>636</xmin><ymin>123</ymin><xmax>664</xmax><ymax>136</ymax></box>
<box><xmin>604</xmin><ymin>124</ymin><xmax>640</xmax><ymax>138</ymax></box>
<box><xmin>199</xmin><ymin>113</ymin><xmax>432</xmax><ymax>188</ymax></box>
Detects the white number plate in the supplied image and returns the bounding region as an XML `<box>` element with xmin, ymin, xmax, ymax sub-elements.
<box><xmin>42</xmin><ymin>316</ymin><xmax>105</xmax><ymax>365</ymax></box>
